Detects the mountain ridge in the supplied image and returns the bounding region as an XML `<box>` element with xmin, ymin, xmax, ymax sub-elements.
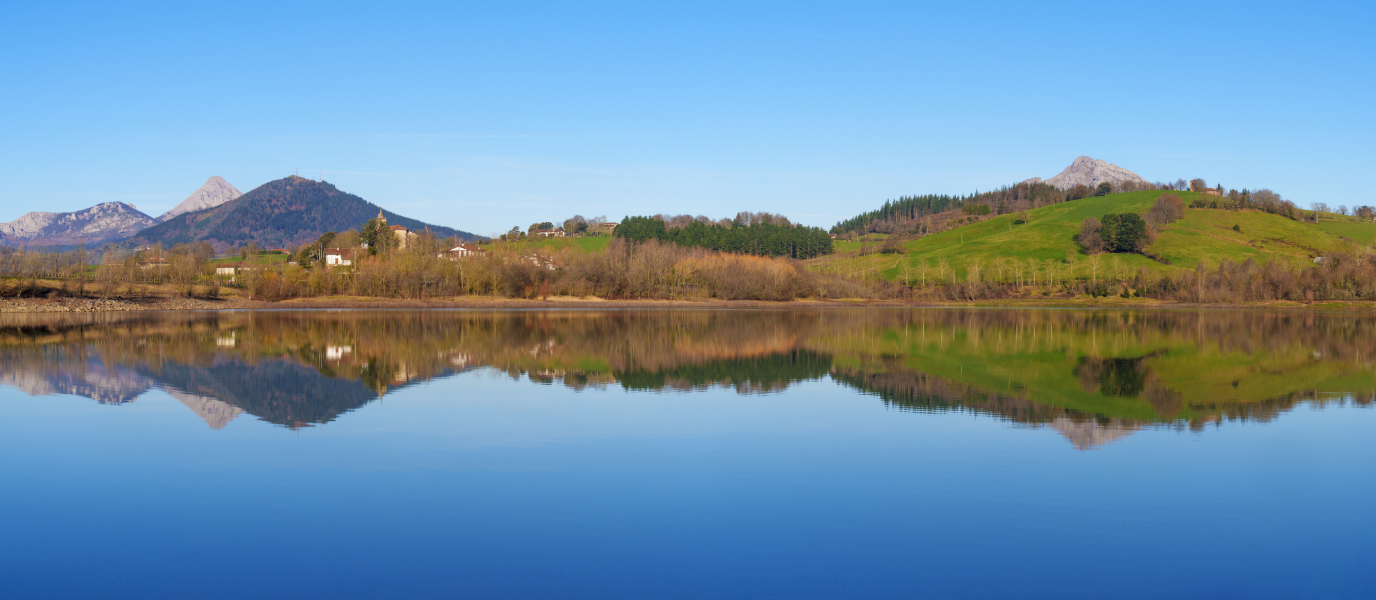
<box><xmin>0</xmin><ymin>202</ymin><xmax>157</xmax><ymax>247</ymax></box>
<box><xmin>126</xmin><ymin>176</ymin><xmax>478</xmax><ymax>250</ymax></box>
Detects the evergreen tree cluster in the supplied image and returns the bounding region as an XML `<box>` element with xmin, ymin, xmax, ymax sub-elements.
<box><xmin>830</xmin><ymin>194</ymin><xmax>967</xmax><ymax>234</ymax></box>
<box><xmin>830</xmin><ymin>182</ymin><xmax>1088</xmax><ymax>235</ymax></box>
<box><xmin>614</xmin><ymin>215</ymin><xmax>833</xmax><ymax>259</ymax></box>
<box><xmin>1099</xmin><ymin>213</ymin><xmax>1148</xmax><ymax>253</ymax></box>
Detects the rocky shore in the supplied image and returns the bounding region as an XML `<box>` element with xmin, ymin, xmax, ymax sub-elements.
<box><xmin>0</xmin><ymin>296</ymin><xmax>251</xmax><ymax>313</ymax></box>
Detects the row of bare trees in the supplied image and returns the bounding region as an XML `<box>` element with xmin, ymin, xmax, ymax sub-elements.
<box><xmin>239</xmin><ymin>237</ymin><xmax>904</xmax><ymax>302</ymax></box>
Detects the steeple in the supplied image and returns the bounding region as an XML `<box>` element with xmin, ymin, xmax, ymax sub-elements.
<box><xmin>376</xmin><ymin>209</ymin><xmax>386</xmax><ymax>224</ymax></box>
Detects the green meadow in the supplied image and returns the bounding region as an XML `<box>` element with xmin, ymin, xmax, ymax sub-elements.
<box><xmin>810</xmin><ymin>191</ymin><xmax>1376</xmax><ymax>282</ymax></box>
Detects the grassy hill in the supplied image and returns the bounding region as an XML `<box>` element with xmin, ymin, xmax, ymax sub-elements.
<box><xmin>808</xmin><ymin>191</ymin><xmax>1376</xmax><ymax>282</ymax></box>
<box><xmin>1317</xmin><ymin>219</ymin><xmax>1376</xmax><ymax>244</ymax></box>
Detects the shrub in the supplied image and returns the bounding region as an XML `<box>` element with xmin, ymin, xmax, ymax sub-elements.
<box><xmin>1076</xmin><ymin>217</ymin><xmax>1105</xmax><ymax>254</ymax></box>
<box><xmin>1147</xmin><ymin>194</ymin><xmax>1184</xmax><ymax>228</ymax></box>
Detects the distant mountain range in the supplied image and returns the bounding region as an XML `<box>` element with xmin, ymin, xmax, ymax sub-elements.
<box><xmin>129</xmin><ymin>176</ymin><xmax>477</xmax><ymax>250</ymax></box>
<box><xmin>1</xmin><ymin>175</ymin><xmax>476</xmax><ymax>249</ymax></box>
<box><xmin>0</xmin><ymin>202</ymin><xmax>157</xmax><ymax>248</ymax></box>
<box><xmin>1023</xmin><ymin>156</ymin><xmax>1148</xmax><ymax>190</ymax></box>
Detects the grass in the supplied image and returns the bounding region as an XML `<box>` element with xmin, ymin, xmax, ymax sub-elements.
<box><xmin>210</xmin><ymin>252</ymin><xmax>291</xmax><ymax>265</ymax></box>
<box><xmin>808</xmin><ymin>191</ymin><xmax>1362</xmax><ymax>283</ymax></box>
<box><xmin>1316</xmin><ymin>218</ymin><xmax>1376</xmax><ymax>244</ymax></box>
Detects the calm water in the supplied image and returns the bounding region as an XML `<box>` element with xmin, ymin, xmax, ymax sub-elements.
<box><xmin>1</xmin><ymin>309</ymin><xmax>1373</xmax><ymax>599</ymax></box>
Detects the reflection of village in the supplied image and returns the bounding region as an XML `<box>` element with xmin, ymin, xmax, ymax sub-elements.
<box><xmin>0</xmin><ymin>310</ymin><xmax>1372</xmax><ymax>448</ymax></box>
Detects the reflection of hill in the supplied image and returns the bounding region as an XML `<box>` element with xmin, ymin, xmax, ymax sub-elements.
<box><xmin>2</xmin><ymin>309</ymin><xmax>1374</xmax><ymax>446</ymax></box>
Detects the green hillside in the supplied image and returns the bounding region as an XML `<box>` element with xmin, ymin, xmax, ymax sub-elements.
<box><xmin>809</xmin><ymin>191</ymin><xmax>1375</xmax><ymax>282</ymax></box>
<box><xmin>1317</xmin><ymin>219</ymin><xmax>1376</xmax><ymax>244</ymax></box>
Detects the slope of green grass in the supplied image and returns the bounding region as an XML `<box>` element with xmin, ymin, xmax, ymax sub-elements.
<box><xmin>1316</xmin><ymin>219</ymin><xmax>1376</xmax><ymax>244</ymax></box>
<box><xmin>808</xmin><ymin>191</ymin><xmax>1356</xmax><ymax>282</ymax></box>
<box><xmin>210</xmin><ymin>253</ymin><xmax>290</xmax><ymax>265</ymax></box>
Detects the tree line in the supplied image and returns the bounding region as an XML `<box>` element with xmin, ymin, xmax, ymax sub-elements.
<box><xmin>613</xmin><ymin>213</ymin><xmax>833</xmax><ymax>259</ymax></box>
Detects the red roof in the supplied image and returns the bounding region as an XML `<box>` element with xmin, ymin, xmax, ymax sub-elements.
<box><xmin>388</xmin><ymin>225</ymin><xmax>410</xmax><ymax>231</ymax></box>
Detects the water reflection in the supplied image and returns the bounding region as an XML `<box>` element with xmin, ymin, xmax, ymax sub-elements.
<box><xmin>0</xmin><ymin>309</ymin><xmax>1372</xmax><ymax>447</ymax></box>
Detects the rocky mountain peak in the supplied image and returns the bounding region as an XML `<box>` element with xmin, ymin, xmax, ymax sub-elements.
<box><xmin>158</xmin><ymin>176</ymin><xmax>243</xmax><ymax>222</ymax></box>
<box><xmin>1034</xmin><ymin>156</ymin><xmax>1147</xmax><ymax>190</ymax></box>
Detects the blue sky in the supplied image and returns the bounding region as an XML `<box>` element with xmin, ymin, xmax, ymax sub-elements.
<box><xmin>1</xmin><ymin>0</ymin><xmax>1371</xmax><ymax>236</ymax></box>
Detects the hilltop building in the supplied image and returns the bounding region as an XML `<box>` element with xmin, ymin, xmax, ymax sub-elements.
<box><xmin>374</xmin><ymin>210</ymin><xmax>420</xmax><ymax>249</ymax></box>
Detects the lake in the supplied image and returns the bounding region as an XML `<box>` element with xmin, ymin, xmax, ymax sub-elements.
<box><xmin>1</xmin><ymin>309</ymin><xmax>1373</xmax><ymax>599</ymax></box>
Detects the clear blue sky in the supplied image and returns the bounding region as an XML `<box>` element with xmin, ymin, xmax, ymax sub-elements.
<box><xmin>2</xmin><ymin>0</ymin><xmax>1371</xmax><ymax>236</ymax></box>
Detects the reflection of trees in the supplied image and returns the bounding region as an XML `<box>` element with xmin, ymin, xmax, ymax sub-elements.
<box><xmin>618</xmin><ymin>349</ymin><xmax>833</xmax><ymax>394</ymax></box>
<box><xmin>1076</xmin><ymin>357</ymin><xmax>1148</xmax><ymax>397</ymax></box>
<box><xmin>1</xmin><ymin>309</ymin><xmax>1375</xmax><ymax>440</ymax></box>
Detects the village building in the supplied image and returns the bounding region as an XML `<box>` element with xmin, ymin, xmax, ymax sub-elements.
<box><xmin>439</xmin><ymin>244</ymin><xmax>484</xmax><ymax>260</ymax></box>
<box><xmin>389</xmin><ymin>224</ymin><xmax>419</xmax><ymax>248</ymax></box>
<box><xmin>1203</xmin><ymin>188</ymin><xmax>1223</xmax><ymax>196</ymax></box>
<box><xmin>323</xmin><ymin>247</ymin><xmax>360</xmax><ymax>267</ymax></box>
<box><xmin>534</xmin><ymin>228</ymin><xmax>566</xmax><ymax>238</ymax></box>
<box><xmin>372</xmin><ymin>210</ymin><xmax>420</xmax><ymax>249</ymax></box>
<box><xmin>523</xmin><ymin>254</ymin><xmax>559</xmax><ymax>271</ymax></box>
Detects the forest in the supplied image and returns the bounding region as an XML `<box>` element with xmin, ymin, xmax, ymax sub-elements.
<box><xmin>614</xmin><ymin>213</ymin><xmax>834</xmax><ymax>259</ymax></box>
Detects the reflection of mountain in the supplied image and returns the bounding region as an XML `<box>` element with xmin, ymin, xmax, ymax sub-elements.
<box><xmin>1047</xmin><ymin>417</ymin><xmax>1139</xmax><ymax>450</ymax></box>
<box><xmin>165</xmin><ymin>390</ymin><xmax>243</xmax><ymax>430</ymax></box>
<box><xmin>149</xmin><ymin>360</ymin><xmax>380</xmax><ymax>428</ymax></box>
<box><xmin>0</xmin><ymin>355</ymin><xmax>151</xmax><ymax>404</ymax></box>
<box><xmin>1</xmin><ymin>309</ymin><xmax>1373</xmax><ymax>447</ymax></box>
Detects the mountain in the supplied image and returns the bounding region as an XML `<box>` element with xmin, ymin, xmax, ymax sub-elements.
<box><xmin>0</xmin><ymin>202</ymin><xmax>157</xmax><ymax>248</ymax></box>
<box><xmin>1033</xmin><ymin>156</ymin><xmax>1147</xmax><ymax>190</ymax></box>
<box><xmin>126</xmin><ymin>176</ymin><xmax>478</xmax><ymax>250</ymax></box>
<box><xmin>158</xmin><ymin>176</ymin><xmax>241</xmax><ymax>222</ymax></box>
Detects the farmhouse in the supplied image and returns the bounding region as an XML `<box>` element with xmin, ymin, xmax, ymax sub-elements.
<box><xmin>534</xmin><ymin>228</ymin><xmax>565</xmax><ymax>238</ymax></box>
<box><xmin>324</xmin><ymin>248</ymin><xmax>360</xmax><ymax>267</ymax></box>
<box><xmin>439</xmin><ymin>244</ymin><xmax>484</xmax><ymax>260</ymax></box>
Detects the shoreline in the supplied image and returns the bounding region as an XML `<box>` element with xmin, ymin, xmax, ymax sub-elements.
<box><xmin>2</xmin><ymin>292</ymin><xmax>1371</xmax><ymax>312</ymax></box>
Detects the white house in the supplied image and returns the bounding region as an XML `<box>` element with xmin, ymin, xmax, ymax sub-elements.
<box><xmin>439</xmin><ymin>244</ymin><xmax>484</xmax><ymax>259</ymax></box>
<box><xmin>324</xmin><ymin>248</ymin><xmax>360</xmax><ymax>266</ymax></box>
